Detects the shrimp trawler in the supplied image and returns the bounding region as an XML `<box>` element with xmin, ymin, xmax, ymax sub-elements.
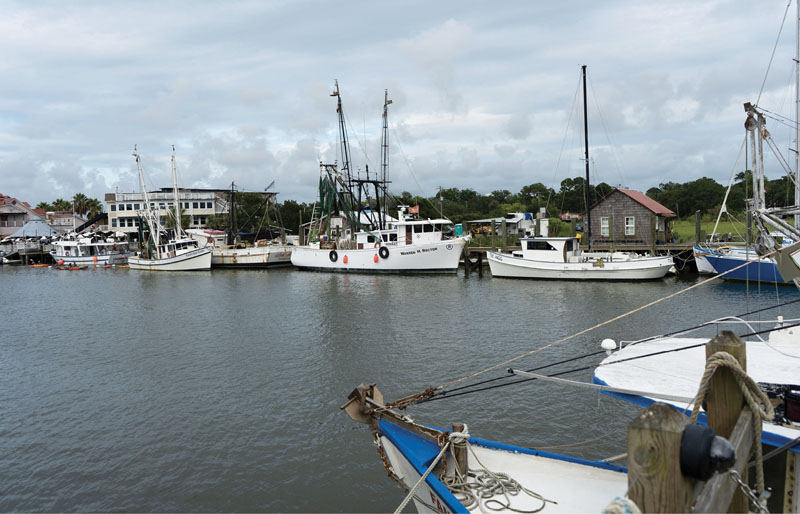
<box><xmin>127</xmin><ymin>146</ymin><xmax>211</xmax><ymax>271</ymax></box>
<box><xmin>290</xmin><ymin>83</ymin><xmax>470</xmax><ymax>273</ymax></box>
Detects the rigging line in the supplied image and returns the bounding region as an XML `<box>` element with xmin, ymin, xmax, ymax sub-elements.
<box><xmin>390</xmin><ymin>129</ymin><xmax>440</xmax><ymax>212</ymax></box>
<box><xmin>756</xmin><ymin>0</ymin><xmax>792</xmax><ymax>105</ymax></box>
<box><xmin>425</xmin><ymin>321</ymin><xmax>800</xmax><ymax>404</ymax></box>
<box><xmin>761</xmin><ymin>110</ymin><xmax>799</xmax><ymax>131</ymax></box>
<box><xmin>545</xmin><ymin>74</ymin><xmax>582</xmax><ymax>214</ymax></box>
<box><xmin>434</xmin><ymin>248</ymin><xmax>781</xmax><ymax>390</ymax></box>
<box><xmin>587</xmin><ymin>71</ymin><xmax>626</xmax><ymax>188</ymax></box>
<box><xmin>392</xmin><ymin>247</ymin><xmax>785</xmax><ymax>409</ymax></box>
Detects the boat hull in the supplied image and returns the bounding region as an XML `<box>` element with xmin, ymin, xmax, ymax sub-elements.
<box><xmin>487</xmin><ymin>251</ymin><xmax>673</xmax><ymax>280</ymax></box>
<box><xmin>128</xmin><ymin>248</ymin><xmax>212</xmax><ymax>271</ymax></box>
<box><xmin>377</xmin><ymin>418</ymin><xmax>627</xmax><ymax>513</ymax></box>
<box><xmin>291</xmin><ymin>238</ymin><xmax>468</xmax><ymax>273</ymax></box>
<box><xmin>50</xmin><ymin>252</ymin><xmax>128</xmax><ymax>266</ymax></box>
<box><xmin>692</xmin><ymin>246</ymin><xmax>718</xmax><ymax>274</ymax></box>
<box><xmin>211</xmin><ymin>245</ymin><xmax>293</xmax><ymax>269</ymax></box>
<box><xmin>704</xmin><ymin>252</ymin><xmax>790</xmax><ymax>284</ymax></box>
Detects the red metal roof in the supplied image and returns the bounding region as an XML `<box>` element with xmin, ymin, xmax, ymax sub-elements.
<box><xmin>615</xmin><ymin>189</ymin><xmax>675</xmax><ymax>216</ymax></box>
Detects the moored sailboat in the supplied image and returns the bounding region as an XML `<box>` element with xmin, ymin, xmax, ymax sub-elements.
<box><xmin>488</xmin><ymin>66</ymin><xmax>673</xmax><ymax>280</ymax></box>
<box><xmin>127</xmin><ymin>146</ymin><xmax>211</xmax><ymax>272</ymax></box>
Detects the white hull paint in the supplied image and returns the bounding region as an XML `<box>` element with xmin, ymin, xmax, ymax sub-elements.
<box><xmin>291</xmin><ymin>237</ymin><xmax>468</xmax><ymax>273</ymax></box>
<box><xmin>128</xmin><ymin>248</ymin><xmax>211</xmax><ymax>271</ymax></box>
<box><xmin>211</xmin><ymin>245</ymin><xmax>292</xmax><ymax>268</ymax></box>
<box><xmin>379</xmin><ymin>433</ymin><xmax>627</xmax><ymax>513</ymax></box>
<box><xmin>50</xmin><ymin>253</ymin><xmax>126</xmax><ymax>265</ymax></box>
<box><xmin>487</xmin><ymin>251</ymin><xmax>673</xmax><ymax>280</ymax></box>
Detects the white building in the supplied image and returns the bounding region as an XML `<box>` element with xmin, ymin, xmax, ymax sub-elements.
<box><xmin>104</xmin><ymin>188</ymin><xmax>229</xmax><ymax>234</ymax></box>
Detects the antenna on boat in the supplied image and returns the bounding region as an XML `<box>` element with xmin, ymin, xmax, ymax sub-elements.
<box><xmin>582</xmin><ymin>65</ymin><xmax>592</xmax><ymax>250</ymax></box>
<box><xmin>795</xmin><ymin>0</ymin><xmax>800</xmax><ymax>228</ymax></box>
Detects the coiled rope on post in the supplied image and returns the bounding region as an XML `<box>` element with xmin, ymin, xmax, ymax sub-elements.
<box><xmin>688</xmin><ymin>351</ymin><xmax>775</xmax><ymax>496</ymax></box>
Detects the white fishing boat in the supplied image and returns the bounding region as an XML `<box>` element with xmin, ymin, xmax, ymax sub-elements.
<box><xmin>291</xmin><ymin>84</ymin><xmax>470</xmax><ymax>273</ymax></box>
<box><xmin>343</xmin><ymin>385</ymin><xmax>627</xmax><ymax>514</ymax></box>
<box><xmin>488</xmin><ymin>67</ymin><xmax>672</xmax><ymax>281</ymax></box>
<box><xmin>593</xmin><ymin>316</ymin><xmax>800</xmax><ymax>462</ymax></box>
<box><xmin>127</xmin><ymin>146</ymin><xmax>211</xmax><ymax>272</ymax></box>
<box><xmin>488</xmin><ymin>235</ymin><xmax>674</xmax><ymax>280</ymax></box>
<box><xmin>50</xmin><ymin>236</ymin><xmax>129</xmax><ymax>266</ymax></box>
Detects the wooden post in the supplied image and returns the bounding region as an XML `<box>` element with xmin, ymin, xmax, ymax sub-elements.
<box><xmin>705</xmin><ymin>331</ymin><xmax>748</xmax><ymax>513</ymax></box>
<box><xmin>535</xmin><ymin>218</ymin><xmax>540</xmax><ymax>237</ymax></box>
<box><xmin>463</xmin><ymin>247</ymin><xmax>471</xmax><ymax>276</ymax></box>
<box><xmin>451</xmin><ymin>423</ymin><xmax>468</xmax><ymax>477</ymax></box>
<box><xmin>571</xmin><ymin>218</ymin><xmax>577</xmax><ymax>237</ymax></box>
<box><xmin>650</xmin><ymin>213</ymin><xmax>657</xmax><ymax>254</ymax></box>
<box><xmin>608</xmin><ymin>217</ymin><xmax>614</xmax><ymax>252</ymax></box>
<box><xmin>477</xmin><ymin>251</ymin><xmax>483</xmax><ymax>277</ymax></box>
<box><xmin>501</xmin><ymin>220</ymin><xmax>507</xmax><ymax>251</ymax></box>
<box><xmin>627</xmin><ymin>403</ymin><xmax>694</xmax><ymax>512</ymax></box>
<box><xmin>695</xmin><ymin>210</ymin><xmax>702</xmax><ymax>244</ymax></box>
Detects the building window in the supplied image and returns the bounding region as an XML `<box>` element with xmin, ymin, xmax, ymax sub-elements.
<box><xmin>110</xmin><ymin>205</ymin><xmax>116</xmax><ymax>212</ymax></box>
<box><xmin>119</xmin><ymin>204</ymin><xmax>125</xmax><ymax>211</ymax></box>
<box><xmin>625</xmin><ymin>216</ymin><xmax>635</xmax><ymax>236</ymax></box>
<box><xmin>601</xmin><ymin>217</ymin><xmax>610</xmax><ymax>236</ymax></box>
<box><xmin>127</xmin><ymin>204</ymin><xmax>133</xmax><ymax>210</ymax></box>
<box><xmin>111</xmin><ymin>219</ymin><xmax>117</xmax><ymax>227</ymax></box>
<box><xmin>134</xmin><ymin>203</ymin><xmax>140</xmax><ymax>210</ymax></box>
<box><xmin>193</xmin><ymin>202</ymin><xmax>199</xmax><ymax>209</ymax></box>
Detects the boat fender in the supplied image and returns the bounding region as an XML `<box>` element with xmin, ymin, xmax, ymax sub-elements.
<box><xmin>343</xmin><ymin>255</ymin><xmax>348</xmax><ymax>264</ymax></box>
<box><xmin>679</xmin><ymin>424</ymin><xmax>735</xmax><ymax>480</ymax></box>
<box><xmin>373</xmin><ymin>254</ymin><xmax>378</xmax><ymax>263</ymax></box>
<box><xmin>379</xmin><ymin>246</ymin><xmax>389</xmax><ymax>259</ymax></box>
<box><xmin>329</xmin><ymin>250</ymin><xmax>338</xmax><ymax>262</ymax></box>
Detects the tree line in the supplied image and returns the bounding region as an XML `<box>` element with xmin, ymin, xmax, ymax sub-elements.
<box><xmin>39</xmin><ymin>171</ymin><xmax>793</xmax><ymax>236</ymax></box>
<box><xmin>36</xmin><ymin>193</ymin><xmax>104</xmax><ymax>218</ymax></box>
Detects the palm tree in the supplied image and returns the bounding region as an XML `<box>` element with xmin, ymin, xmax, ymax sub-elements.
<box><xmin>72</xmin><ymin>193</ymin><xmax>89</xmax><ymax>216</ymax></box>
<box><xmin>52</xmin><ymin>198</ymin><xmax>72</xmax><ymax>211</ymax></box>
<box><xmin>35</xmin><ymin>201</ymin><xmax>53</xmax><ymax>211</ymax></box>
<box><xmin>85</xmin><ymin>198</ymin><xmax>104</xmax><ymax>218</ymax></box>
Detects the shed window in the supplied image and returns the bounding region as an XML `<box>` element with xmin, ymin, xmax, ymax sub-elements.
<box><xmin>601</xmin><ymin>217</ymin><xmax>610</xmax><ymax>237</ymax></box>
<box><xmin>625</xmin><ymin>216</ymin><xmax>635</xmax><ymax>236</ymax></box>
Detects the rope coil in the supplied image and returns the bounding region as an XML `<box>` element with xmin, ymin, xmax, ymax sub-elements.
<box><xmin>689</xmin><ymin>351</ymin><xmax>775</xmax><ymax>500</ymax></box>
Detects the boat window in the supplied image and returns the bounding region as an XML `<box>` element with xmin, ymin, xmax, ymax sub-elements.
<box><xmin>382</xmin><ymin>234</ymin><xmax>388</xmax><ymax>242</ymax></box>
<box><xmin>414</xmin><ymin>225</ymin><xmax>422</xmax><ymax>233</ymax></box>
<box><xmin>565</xmin><ymin>240</ymin><xmax>573</xmax><ymax>252</ymax></box>
<box><xmin>389</xmin><ymin>233</ymin><xmax>397</xmax><ymax>241</ymax></box>
<box><xmin>367</xmin><ymin>235</ymin><xmax>376</xmax><ymax>243</ymax></box>
<box><xmin>527</xmin><ymin>240</ymin><xmax>556</xmax><ymax>251</ymax></box>
<box><xmin>424</xmin><ymin>225</ymin><xmax>433</xmax><ymax>233</ymax></box>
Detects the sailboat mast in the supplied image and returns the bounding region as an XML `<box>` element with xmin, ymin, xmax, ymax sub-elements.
<box><xmin>171</xmin><ymin>145</ymin><xmax>183</xmax><ymax>239</ymax></box>
<box><xmin>795</xmin><ymin>0</ymin><xmax>799</xmax><ymax>228</ymax></box>
<box><xmin>582</xmin><ymin>65</ymin><xmax>592</xmax><ymax>249</ymax></box>
<box><xmin>333</xmin><ymin>81</ymin><xmax>352</xmax><ymax>183</ymax></box>
<box><xmin>133</xmin><ymin>145</ymin><xmax>159</xmax><ymax>257</ymax></box>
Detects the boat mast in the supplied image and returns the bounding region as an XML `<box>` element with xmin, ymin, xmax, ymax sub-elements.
<box><xmin>795</xmin><ymin>0</ymin><xmax>799</xmax><ymax>228</ymax></box>
<box><xmin>582</xmin><ymin>65</ymin><xmax>592</xmax><ymax>250</ymax></box>
<box><xmin>379</xmin><ymin>89</ymin><xmax>392</xmax><ymax>230</ymax></box>
<box><xmin>171</xmin><ymin>145</ymin><xmax>184</xmax><ymax>240</ymax></box>
<box><xmin>133</xmin><ymin>145</ymin><xmax>160</xmax><ymax>258</ymax></box>
<box><xmin>228</xmin><ymin>182</ymin><xmax>236</xmax><ymax>246</ymax></box>
<box><xmin>332</xmin><ymin>81</ymin><xmax>353</xmax><ymax>184</ymax></box>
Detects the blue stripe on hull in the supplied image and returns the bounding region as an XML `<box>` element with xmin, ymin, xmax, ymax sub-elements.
<box><xmin>705</xmin><ymin>254</ymin><xmax>790</xmax><ymax>284</ymax></box>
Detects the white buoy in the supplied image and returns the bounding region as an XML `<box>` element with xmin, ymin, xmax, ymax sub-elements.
<box><xmin>601</xmin><ymin>339</ymin><xmax>617</xmax><ymax>355</ymax></box>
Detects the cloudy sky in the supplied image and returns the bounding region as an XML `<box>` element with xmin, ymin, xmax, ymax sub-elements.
<box><xmin>1</xmin><ymin>0</ymin><xmax>798</xmax><ymax>207</ymax></box>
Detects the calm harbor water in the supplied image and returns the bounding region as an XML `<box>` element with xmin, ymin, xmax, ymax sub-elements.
<box><xmin>1</xmin><ymin>265</ymin><xmax>798</xmax><ymax>512</ymax></box>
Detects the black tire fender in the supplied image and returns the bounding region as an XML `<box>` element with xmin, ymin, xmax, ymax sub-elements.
<box><xmin>329</xmin><ymin>250</ymin><xmax>338</xmax><ymax>262</ymax></box>
<box><xmin>379</xmin><ymin>246</ymin><xmax>389</xmax><ymax>259</ymax></box>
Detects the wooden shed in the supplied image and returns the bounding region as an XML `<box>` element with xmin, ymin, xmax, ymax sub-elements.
<box><xmin>587</xmin><ymin>188</ymin><xmax>675</xmax><ymax>248</ymax></box>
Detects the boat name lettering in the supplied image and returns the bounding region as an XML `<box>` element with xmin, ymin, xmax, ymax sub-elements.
<box><xmin>429</xmin><ymin>491</ymin><xmax>451</xmax><ymax>514</ymax></box>
<box><xmin>399</xmin><ymin>247</ymin><xmax>438</xmax><ymax>256</ymax></box>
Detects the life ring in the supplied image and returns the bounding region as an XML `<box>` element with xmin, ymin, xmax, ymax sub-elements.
<box><xmin>329</xmin><ymin>250</ymin><xmax>338</xmax><ymax>262</ymax></box>
<box><xmin>379</xmin><ymin>246</ymin><xmax>389</xmax><ymax>259</ymax></box>
<box><xmin>374</xmin><ymin>242</ymin><xmax>380</xmax><ymax>248</ymax></box>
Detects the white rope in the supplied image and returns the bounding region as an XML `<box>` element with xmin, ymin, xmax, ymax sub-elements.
<box><xmin>602</xmin><ymin>496</ymin><xmax>641</xmax><ymax>514</ymax></box>
<box><xmin>392</xmin><ymin>439</ymin><xmax>452</xmax><ymax>514</ymax></box>
<box><xmin>688</xmin><ymin>351</ymin><xmax>775</xmax><ymax>497</ymax></box>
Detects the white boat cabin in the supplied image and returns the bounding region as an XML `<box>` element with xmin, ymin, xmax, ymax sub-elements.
<box><xmin>151</xmin><ymin>238</ymin><xmax>202</xmax><ymax>259</ymax></box>
<box><xmin>51</xmin><ymin>238</ymin><xmax>127</xmax><ymax>258</ymax></box>
<box><xmin>353</xmin><ymin>208</ymin><xmax>454</xmax><ymax>249</ymax></box>
<box><xmin>511</xmin><ymin>237</ymin><xmax>582</xmax><ymax>263</ymax></box>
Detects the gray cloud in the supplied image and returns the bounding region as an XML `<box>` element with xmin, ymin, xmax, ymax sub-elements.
<box><xmin>0</xmin><ymin>0</ymin><xmax>796</xmax><ymax>208</ymax></box>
